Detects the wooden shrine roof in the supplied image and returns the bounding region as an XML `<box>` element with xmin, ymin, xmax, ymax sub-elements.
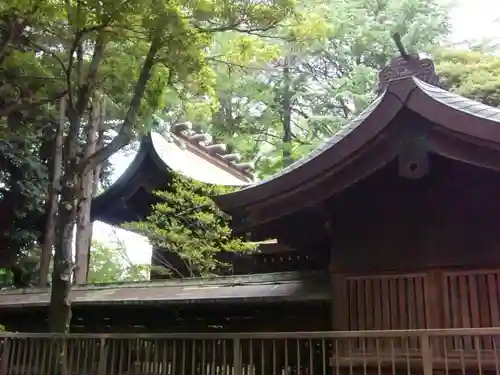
<box><xmin>213</xmin><ymin>55</ymin><xmax>500</xmax><ymax>235</ymax></box>
<box><xmin>91</xmin><ymin>127</ymin><xmax>254</xmax><ymax>225</ymax></box>
<box><xmin>0</xmin><ymin>271</ymin><xmax>329</xmax><ymax>308</ymax></box>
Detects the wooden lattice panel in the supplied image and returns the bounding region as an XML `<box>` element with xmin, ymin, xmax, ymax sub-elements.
<box><xmin>343</xmin><ymin>273</ymin><xmax>428</xmax><ymax>331</ymax></box>
<box><xmin>444</xmin><ymin>269</ymin><xmax>500</xmax><ymax>328</ymax></box>
<box><xmin>333</xmin><ymin>273</ymin><xmax>428</xmax><ymax>353</ymax></box>
<box><xmin>443</xmin><ymin>269</ymin><xmax>500</xmax><ymax>351</ymax></box>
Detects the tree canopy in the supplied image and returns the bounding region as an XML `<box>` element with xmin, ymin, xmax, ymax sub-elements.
<box><xmin>1</xmin><ymin>0</ymin><xmax>295</xmax><ymax>333</ymax></box>
<box><xmin>158</xmin><ymin>0</ymin><xmax>451</xmax><ymax>177</ymax></box>
<box><xmin>434</xmin><ymin>48</ymin><xmax>500</xmax><ymax>107</ymax></box>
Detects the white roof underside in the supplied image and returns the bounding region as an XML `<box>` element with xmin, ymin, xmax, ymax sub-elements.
<box><xmin>151</xmin><ymin>132</ymin><xmax>252</xmax><ymax>186</ymax></box>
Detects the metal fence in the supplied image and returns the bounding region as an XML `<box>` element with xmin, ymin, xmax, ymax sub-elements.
<box><xmin>1</xmin><ymin>328</ymin><xmax>500</xmax><ymax>375</ymax></box>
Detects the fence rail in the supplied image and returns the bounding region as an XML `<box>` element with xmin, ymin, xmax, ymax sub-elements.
<box><xmin>1</xmin><ymin>328</ymin><xmax>500</xmax><ymax>375</ymax></box>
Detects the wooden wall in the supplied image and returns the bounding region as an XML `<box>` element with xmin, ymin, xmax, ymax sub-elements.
<box><xmin>327</xmin><ymin>156</ymin><xmax>500</xmax><ymax>273</ymax></box>
<box><xmin>326</xmin><ymin>155</ymin><xmax>500</xmax><ymax>341</ymax></box>
<box><xmin>331</xmin><ymin>268</ymin><xmax>500</xmax><ymax>340</ymax></box>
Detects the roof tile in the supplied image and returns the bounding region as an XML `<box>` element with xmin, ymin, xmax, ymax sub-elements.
<box><xmin>414</xmin><ymin>78</ymin><xmax>500</xmax><ymax>123</ymax></box>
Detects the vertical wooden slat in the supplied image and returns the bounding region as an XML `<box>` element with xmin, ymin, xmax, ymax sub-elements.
<box><xmin>397</xmin><ymin>277</ymin><xmax>408</xmax><ymax>329</ymax></box>
<box><xmin>373</xmin><ymin>278</ymin><xmax>383</xmax><ymax>329</ymax></box>
<box><xmin>364</xmin><ymin>278</ymin><xmax>373</xmax><ymax>329</ymax></box>
<box><xmin>0</xmin><ymin>338</ymin><xmax>10</xmax><ymax>375</ymax></box>
<box><xmin>364</xmin><ymin>279</ymin><xmax>374</xmax><ymax>351</ymax></box>
<box><xmin>389</xmin><ymin>277</ymin><xmax>399</xmax><ymax>330</ymax></box>
<box><xmin>477</xmin><ymin>273</ymin><xmax>493</xmax><ymax>350</ymax></box>
<box><xmin>460</xmin><ymin>274</ymin><xmax>472</xmax><ymax>353</ymax></box>
<box><xmin>477</xmin><ymin>274</ymin><xmax>491</xmax><ymax>327</ymax></box>
<box><xmin>406</xmin><ymin>277</ymin><xmax>417</xmax><ymax>349</ymax></box>
<box><xmin>381</xmin><ymin>278</ymin><xmax>392</xmax><ymax>330</ymax></box>
<box><xmin>459</xmin><ymin>274</ymin><xmax>471</xmax><ymax>329</ymax></box>
<box><xmin>407</xmin><ymin>277</ymin><xmax>416</xmax><ymax>328</ymax></box>
<box><xmin>356</xmin><ymin>279</ymin><xmax>365</xmax><ymax>332</ymax></box>
<box><xmin>348</xmin><ymin>280</ymin><xmax>357</xmax><ymax>331</ymax></box>
<box><xmin>487</xmin><ymin>273</ymin><xmax>500</xmax><ymax>326</ymax></box>
<box><xmin>414</xmin><ymin>276</ymin><xmax>426</xmax><ymax>329</ymax></box>
<box><xmin>468</xmin><ymin>274</ymin><xmax>480</xmax><ymax>327</ymax></box>
<box><xmin>449</xmin><ymin>275</ymin><xmax>461</xmax><ymax>327</ymax></box>
<box><xmin>448</xmin><ymin>274</ymin><xmax>462</xmax><ymax>350</ymax></box>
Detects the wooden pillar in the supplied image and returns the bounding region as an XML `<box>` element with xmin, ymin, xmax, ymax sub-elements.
<box><xmin>326</xmin><ymin>217</ymin><xmax>349</xmax><ymax>332</ymax></box>
<box><xmin>424</xmin><ymin>269</ymin><xmax>446</xmax><ymax>328</ymax></box>
<box><xmin>329</xmin><ymin>270</ymin><xmax>348</xmax><ymax>331</ymax></box>
<box><xmin>424</xmin><ymin>269</ymin><xmax>446</xmax><ymax>362</ymax></box>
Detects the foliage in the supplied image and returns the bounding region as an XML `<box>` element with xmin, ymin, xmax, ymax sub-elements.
<box><xmin>156</xmin><ymin>0</ymin><xmax>451</xmax><ymax>177</ymax></box>
<box><xmin>88</xmin><ymin>240</ymin><xmax>149</xmax><ymax>283</ymax></box>
<box><xmin>0</xmin><ymin>131</ymin><xmax>48</xmax><ymax>260</ymax></box>
<box><xmin>1</xmin><ymin>0</ymin><xmax>295</xmax><ymax>333</ymax></box>
<box><xmin>125</xmin><ymin>173</ymin><xmax>255</xmax><ymax>277</ymax></box>
<box><xmin>434</xmin><ymin>48</ymin><xmax>500</xmax><ymax>107</ymax></box>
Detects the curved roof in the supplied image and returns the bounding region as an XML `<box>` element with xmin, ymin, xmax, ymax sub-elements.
<box><xmin>150</xmin><ymin>132</ymin><xmax>252</xmax><ymax>186</ymax></box>
<box><xmin>213</xmin><ymin>74</ymin><xmax>500</xmax><ymax>227</ymax></box>
<box><xmin>91</xmin><ymin>130</ymin><xmax>253</xmax><ymax>224</ymax></box>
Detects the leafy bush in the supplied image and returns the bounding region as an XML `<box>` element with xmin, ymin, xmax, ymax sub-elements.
<box><xmin>124</xmin><ymin>173</ymin><xmax>255</xmax><ymax>277</ymax></box>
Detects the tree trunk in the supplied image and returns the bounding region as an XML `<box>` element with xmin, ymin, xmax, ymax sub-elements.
<box><xmin>74</xmin><ymin>97</ymin><xmax>102</xmax><ymax>284</ymax></box>
<box><xmin>84</xmin><ymin>127</ymin><xmax>105</xmax><ymax>282</ymax></box>
<box><xmin>48</xmin><ymin>34</ymin><xmax>161</xmax><ymax>334</ymax></box>
<box><xmin>49</xmin><ymin>102</ymin><xmax>81</xmax><ymax>334</ymax></box>
<box><xmin>49</xmin><ymin>174</ymin><xmax>77</xmax><ymax>333</ymax></box>
<box><xmin>39</xmin><ymin>98</ymin><xmax>65</xmax><ymax>286</ymax></box>
<box><xmin>281</xmin><ymin>57</ymin><xmax>293</xmax><ymax>166</ymax></box>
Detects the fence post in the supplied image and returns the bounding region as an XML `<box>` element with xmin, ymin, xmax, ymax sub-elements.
<box><xmin>233</xmin><ymin>338</ymin><xmax>242</xmax><ymax>375</ymax></box>
<box><xmin>97</xmin><ymin>337</ymin><xmax>108</xmax><ymax>375</ymax></box>
<box><xmin>0</xmin><ymin>337</ymin><xmax>10</xmax><ymax>375</ymax></box>
<box><xmin>420</xmin><ymin>333</ymin><xmax>433</xmax><ymax>375</ymax></box>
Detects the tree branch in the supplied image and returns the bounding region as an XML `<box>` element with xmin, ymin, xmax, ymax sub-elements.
<box><xmin>80</xmin><ymin>36</ymin><xmax>163</xmax><ymax>175</ymax></box>
<box><xmin>75</xmin><ymin>31</ymin><xmax>106</xmax><ymax>114</ymax></box>
<box><xmin>0</xmin><ymin>90</ymin><xmax>67</xmax><ymax>118</ymax></box>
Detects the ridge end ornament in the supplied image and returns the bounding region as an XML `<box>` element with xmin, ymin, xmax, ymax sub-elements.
<box><xmin>376</xmin><ymin>33</ymin><xmax>440</xmax><ymax>94</ymax></box>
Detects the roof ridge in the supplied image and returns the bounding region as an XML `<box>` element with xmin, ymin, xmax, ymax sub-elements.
<box><xmin>160</xmin><ymin>120</ymin><xmax>255</xmax><ymax>181</ymax></box>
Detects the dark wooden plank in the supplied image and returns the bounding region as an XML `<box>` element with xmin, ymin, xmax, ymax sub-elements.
<box><xmin>487</xmin><ymin>273</ymin><xmax>500</xmax><ymax>326</ymax></box>
<box><xmin>414</xmin><ymin>276</ymin><xmax>426</xmax><ymax>329</ymax></box>
<box><xmin>476</xmin><ymin>273</ymin><xmax>493</xmax><ymax>350</ymax></box>
<box><xmin>356</xmin><ymin>279</ymin><xmax>365</xmax><ymax>332</ymax></box>
<box><xmin>348</xmin><ymin>279</ymin><xmax>358</xmax><ymax>331</ymax></box>
<box><xmin>373</xmin><ymin>278</ymin><xmax>383</xmax><ymax>329</ymax></box>
<box><xmin>406</xmin><ymin>277</ymin><xmax>417</xmax><ymax>349</ymax></box>
<box><xmin>389</xmin><ymin>277</ymin><xmax>399</xmax><ymax>330</ymax></box>
<box><xmin>331</xmin><ymin>274</ymin><xmax>348</xmax><ymax>330</ymax></box>
<box><xmin>364</xmin><ymin>278</ymin><xmax>374</xmax><ymax>351</ymax></box>
<box><xmin>381</xmin><ymin>277</ymin><xmax>392</xmax><ymax>330</ymax></box>
<box><xmin>397</xmin><ymin>277</ymin><xmax>408</xmax><ymax>329</ymax></box>
<box><xmin>467</xmin><ymin>273</ymin><xmax>480</xmax><ymax>327</ymax></box>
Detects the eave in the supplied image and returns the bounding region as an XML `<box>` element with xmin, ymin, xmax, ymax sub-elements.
<box><xmin>91</xmin><ymin>131</ymin><xmax>254</xmax><ymax>225</ymax></box>
<box><xmin>214</xmin><ymin>76</ymin><xmax>500</xmax><ymax>233</ymax></box>
<box><xmin>0</xmin><ymin>271</ymin><xmax>329</xmax><ymax>308</ymax></box>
